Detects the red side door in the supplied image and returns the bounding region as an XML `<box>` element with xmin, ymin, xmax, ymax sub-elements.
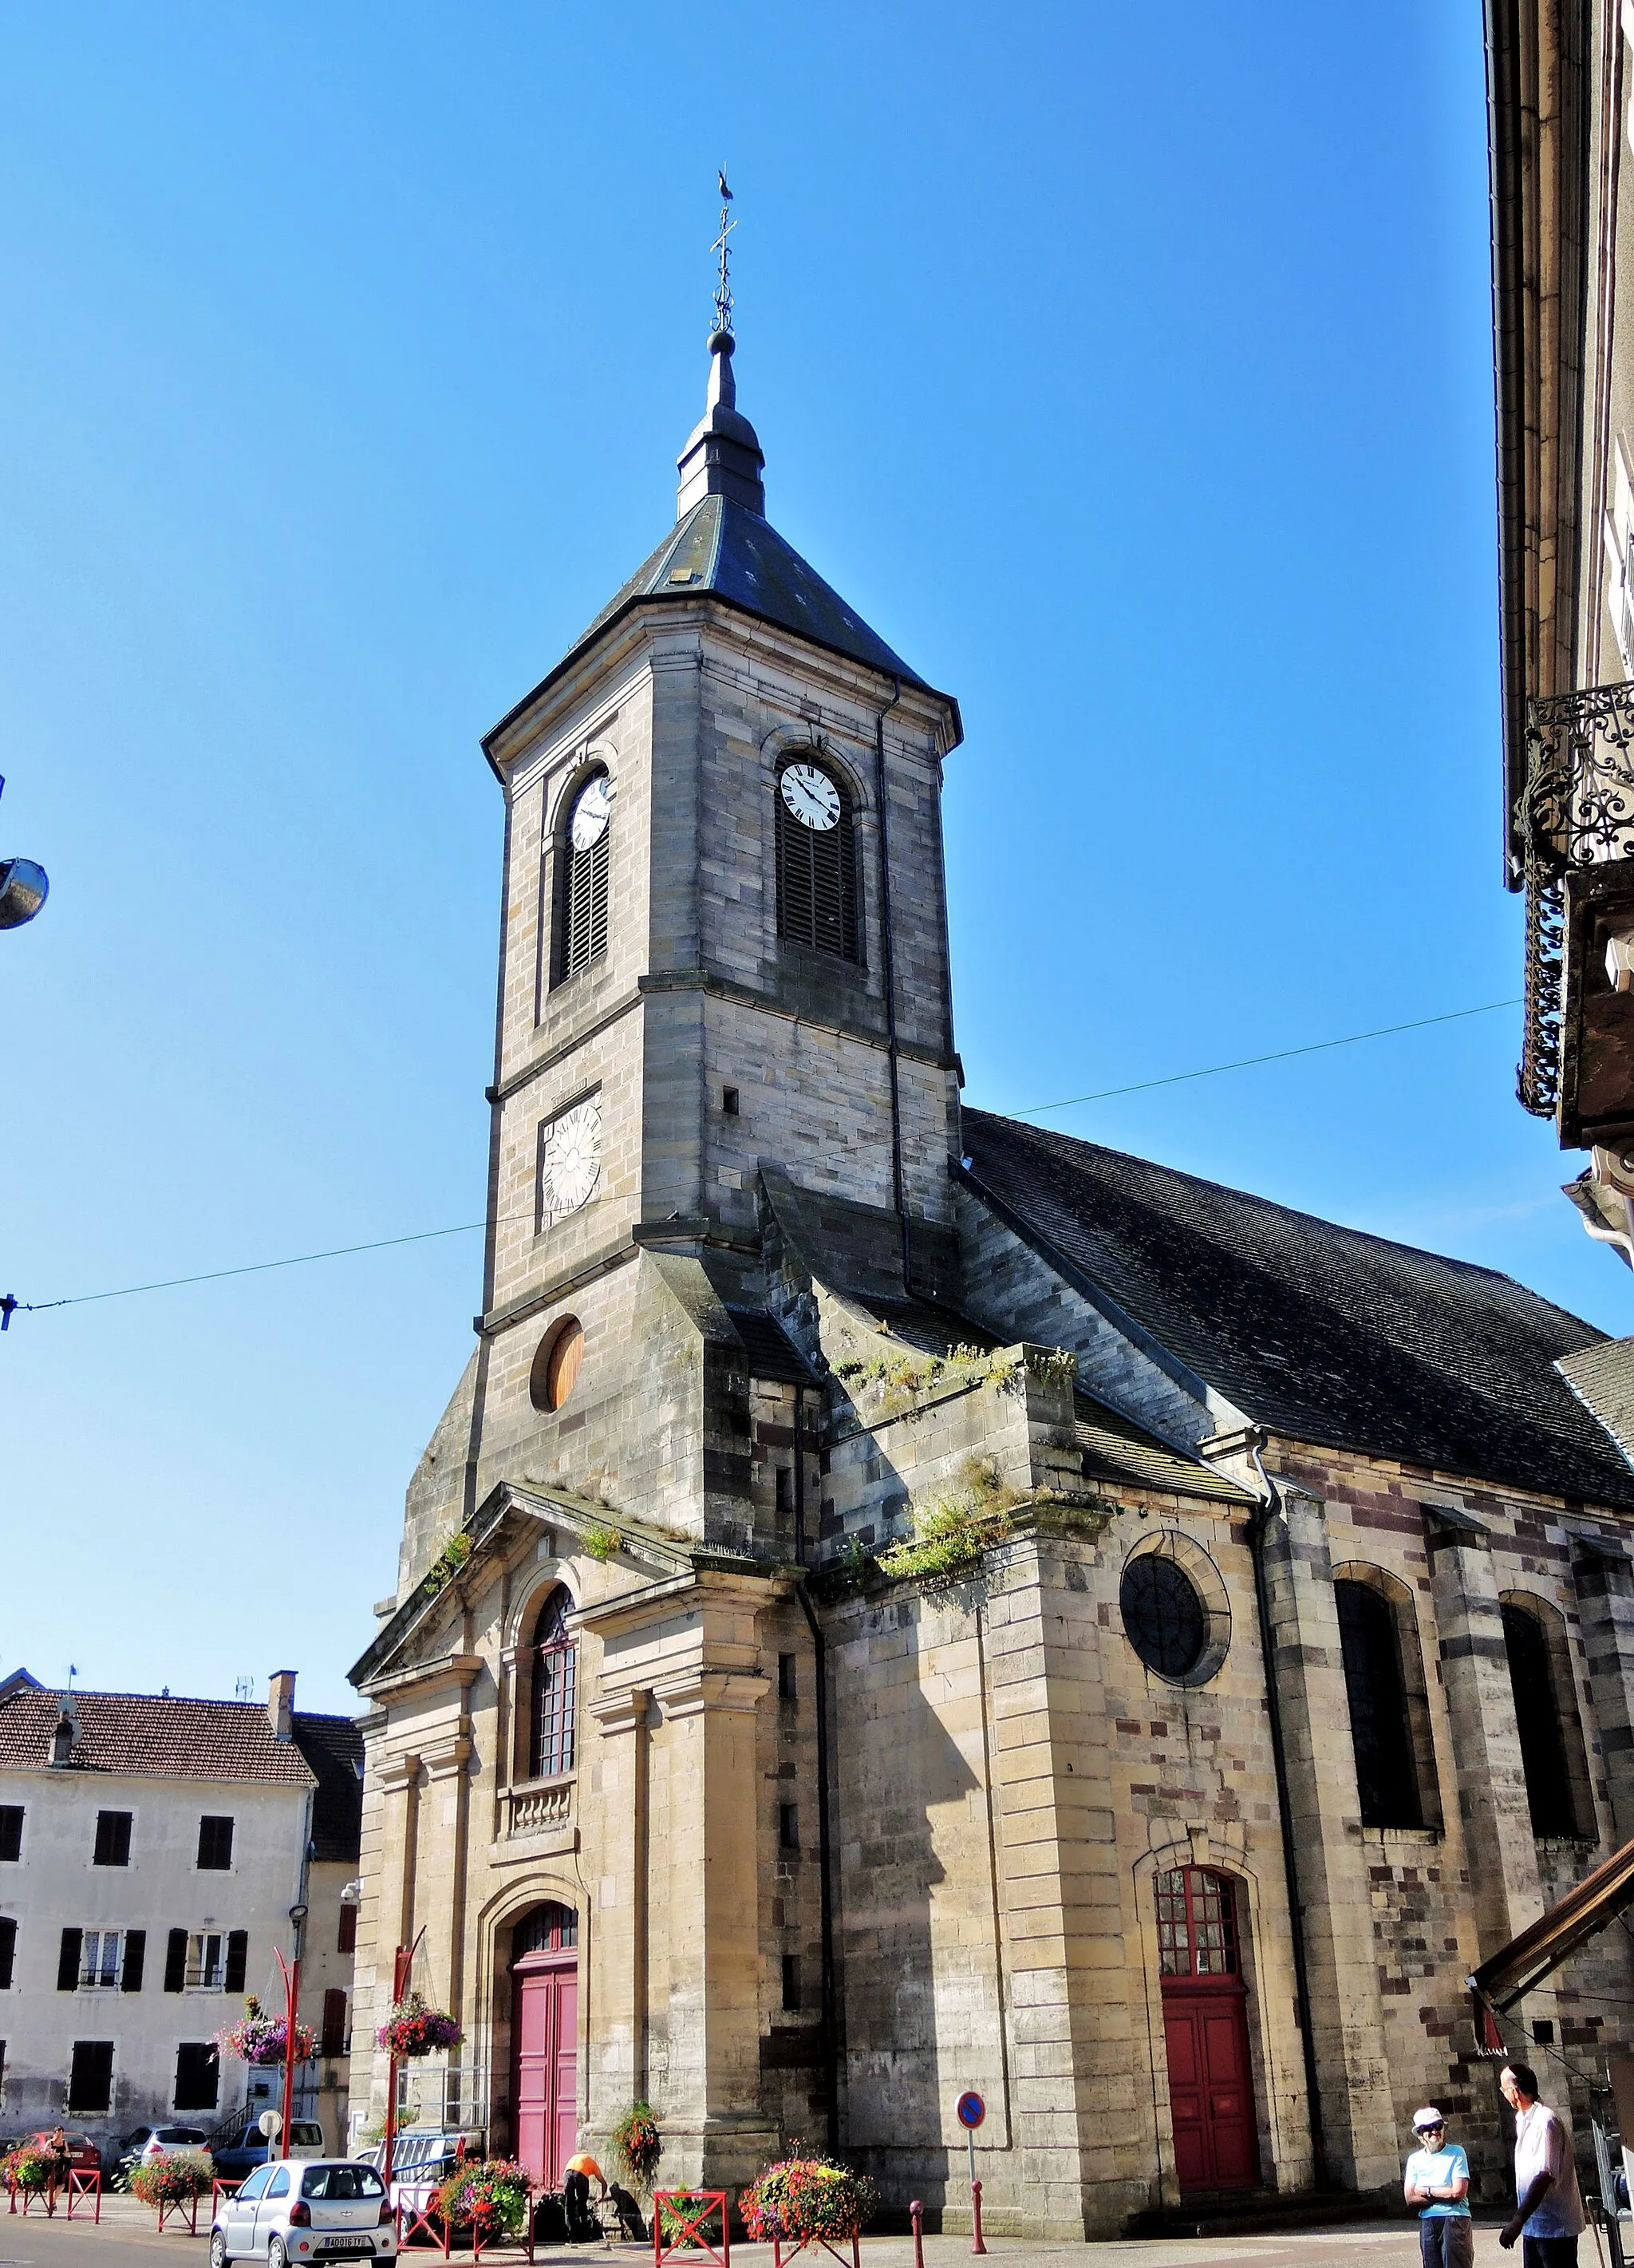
<box><xmin>511</xmin><ymin>1958</ymin><xmax>577</xmax><ymax>2189</ymax></box>
<box><xmin>1162</xmin><ymin>1985</ymin><xmax>1257</xmax><ymax>2191</ymax></box>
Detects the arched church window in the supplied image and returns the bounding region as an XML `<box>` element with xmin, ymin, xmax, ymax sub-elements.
<box><xmin>776</xmin><ymin>758</ymin><xmax>860</xmax><ymax>962</ymax></box>
<box><xmin>528</xmin><ymin>1586</ymin><xmax>578</xmax><ymax>1781</ymax></box>
<box><xmin>1155</xmin><ymin>1867</ymin><xmax>1239</xmax><ymax>1978</ymax></box>
<box><xmin>558</xmin><ymin>770</ymin><xmax>612</xmax><ymax>982</ymax></box>
<box><xmin>1334</xmin><ymin>1576</ymin><xmax>1422</xmax><ymax>1828</ymax></box>
<box><xmin>1502</xmin><ymin>1598</ymin><xmax>1590</xmax><ymax>1839</ymax></box>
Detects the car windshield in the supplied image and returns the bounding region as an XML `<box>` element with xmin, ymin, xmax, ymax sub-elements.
<box><xmin>157</xmin><ymin>2130</ymin><xmax>204</xmax><ymax>2144</ymax></box>
<box><xmin>302</xmin><ymin>2166</ymin><xmax>385</xmax><ymax>2200</ymax></box>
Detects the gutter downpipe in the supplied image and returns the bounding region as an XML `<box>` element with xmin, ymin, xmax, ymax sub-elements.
<box><xmin>873</xmin><ymin>675</ymin><xmax>911</xmax><ymax>1294</ymax></box>
<box><xmin>1245</xmin><ymin>1431</ymin><xmax>1328</xmax><ymax>2190</ymax></box>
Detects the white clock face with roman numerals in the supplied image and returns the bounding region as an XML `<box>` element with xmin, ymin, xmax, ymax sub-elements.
<box><xmin>780</xmin><ymin>763</ymin><xmax>842</xmax><ymax>832</ymax></box>
<box><xmin>539</xmin><ymin>1095</ymin><xmax>602</xmax><ymax>1227</ymax></box>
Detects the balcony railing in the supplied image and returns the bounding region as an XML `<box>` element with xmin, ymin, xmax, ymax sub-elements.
<box><xmin>1518</xmin><ymin>680</ymin><xmax>1634</xmax><ymax>1116</ymax></box>
<box><xmin>502</xmin><ymin>1775</ymin><xmax>574</xmax><ymax>1840</ymax></box>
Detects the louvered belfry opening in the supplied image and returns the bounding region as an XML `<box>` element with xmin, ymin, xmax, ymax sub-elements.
<box><xmin>776</xmin><ymin>764</ymin><xmax>860</xmax><ymax>962</ymax></box>
<box><xmin>558</xmin><ymin>772</ymin><xmax>610</xmax><ymax>981</ymax></box>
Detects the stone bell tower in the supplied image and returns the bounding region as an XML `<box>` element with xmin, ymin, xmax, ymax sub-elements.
<box><xmin>395</xmin><ymin>314</ymin><xmax>967</xmax><ymax>1574</ymax></box>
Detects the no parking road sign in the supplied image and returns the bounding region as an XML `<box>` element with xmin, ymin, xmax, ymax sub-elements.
<box><xmin>955</xmin><ymin>2092</ymin><xmax>985</xmax><ymax>2130</ymax></box>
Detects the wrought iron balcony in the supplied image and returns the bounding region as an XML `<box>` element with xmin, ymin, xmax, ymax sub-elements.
<box><xmin>1518</xmin><ymin>680</ymin><xmax>1634</xmax><ymax>1120</ymax></box>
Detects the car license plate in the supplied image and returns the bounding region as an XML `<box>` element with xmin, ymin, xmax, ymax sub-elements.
<box><xmin>317</xmin><ymin>2243</ymin><xmax>375</xmax><ymax>2255</ymax></box>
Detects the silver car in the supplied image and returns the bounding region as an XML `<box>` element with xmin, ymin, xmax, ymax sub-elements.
<box><xmin>210</xmin><ymin>2158</ymin><xmax>397</xmax><ymax>2268</ymax></box>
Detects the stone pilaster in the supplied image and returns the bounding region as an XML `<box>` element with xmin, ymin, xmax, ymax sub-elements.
<box><xmin>1257</xmin><ymin>1488</ymin><xmax>1399</xmax><ymax>2191</ymax></box>
<box><xmin>579</xmin><ymin>1570</ymin><xmax>780</xmax><ymax>2188</ymax></box>
<box><xmin>1423</xmin><ymin>1510</ymin><xmax>1544</xmax><ymax>1955</ymax></box>
<box><xmin>1571</xmin><ymin>1535</ymin><xmax>1634</xmax><ymax>1843</ymax></box>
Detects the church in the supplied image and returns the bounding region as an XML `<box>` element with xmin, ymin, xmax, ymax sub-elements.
<box><xmin>345</xmin><ymin>294</ymin><xmax>1634</xmax><ymax>2234</ymax></box>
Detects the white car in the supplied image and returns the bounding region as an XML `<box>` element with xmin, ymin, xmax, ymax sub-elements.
<box><xmin>209</xmin><ymin>2158</ymin><xmax>397</xmax><ymax>2268</ymax></box>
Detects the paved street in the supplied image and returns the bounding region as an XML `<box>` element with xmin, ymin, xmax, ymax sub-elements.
<box><xmin>0</xmin><ymin>2204</ymin><xmax>1513</xmax><ymax>2268</ymax></box>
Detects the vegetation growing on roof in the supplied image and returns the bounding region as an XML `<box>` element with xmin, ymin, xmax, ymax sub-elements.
<box><xmin>582</xmin><ymin>1523</ymin><xmax>620</xmax><ymax>1563</ymax></box>
<box><xmin>423</xmin><ymin>1530</ymin><xmax>473</xmax><ymax>1597</ymax></box>
<box><xmin>878</xmin><ymin>1457</ymin><xmax>1021</xmax><ymax>1587</ymax></box>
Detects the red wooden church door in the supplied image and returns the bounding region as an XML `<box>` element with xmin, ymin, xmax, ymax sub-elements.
<box><xmin>511</xmin><ymin>1904</ymin><xmax>578</xmax><ymax>2190</ymax></box>
<box><xmin>1156</xmin><ymin>1868</ymin><xmax>1258</xmax><ymax>2192</ymax></box>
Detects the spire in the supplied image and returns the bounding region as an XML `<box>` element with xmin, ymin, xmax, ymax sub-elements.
<box><xmin>677</xmin><ymin>172</ymin><xmax>765</xmax><ymax>518</ymax></box>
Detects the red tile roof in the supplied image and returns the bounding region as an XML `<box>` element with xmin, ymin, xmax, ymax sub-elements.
<box><xmin>0</xmin><ymin>1681</ymin><xmax>319</xmax><ymax>1786</ymax></box>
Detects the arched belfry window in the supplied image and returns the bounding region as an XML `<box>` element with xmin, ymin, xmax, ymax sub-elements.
<box><xmin>1334</xmin><ymin>1575</ymin><xmax>1423</xmax><ymax>1829</ymax></box>
<box><xmin>1502</xmin><ymin>1597</ymin><xmax>1592</xmax><ymax>1839</ymax></box>
<box><xmin>776</xmin><ymin>757</ymin><xmax>860</xmax><ymax>962</ymax></box>
<box><xmin>528</xmin><ymin>1586</ymin><xmax>578</xmax><ymax>1780</ymax></box>
<box><xmin>558</xmin><ymin>770</ymin><xmax>611</xmax><ymax>982</ymax></box>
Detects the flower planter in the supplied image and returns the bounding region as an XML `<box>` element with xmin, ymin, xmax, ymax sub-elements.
<box><xmin>378</xmin><ymin>1992</ymin><xmax>461</xmax><ymax>2059</ymax></box>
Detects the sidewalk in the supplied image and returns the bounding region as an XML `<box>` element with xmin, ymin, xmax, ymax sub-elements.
<box><xmin>0</xmin><ymin>2208</ymin><xmax>1495</xmax><ymax>2268</ymax></box>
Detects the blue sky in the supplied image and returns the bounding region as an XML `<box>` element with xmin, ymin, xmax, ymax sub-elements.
<box><xmin>1</xmin><ymin>3</ymin><xmax>1614</xmax><ymax>1715</ymax></box>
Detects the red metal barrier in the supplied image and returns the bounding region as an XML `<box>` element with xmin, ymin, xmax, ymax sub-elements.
<box><xmin>156</xmin><ymin>2189</ymin><xmax>202</xmax><ymax>2236</ymax></box>
<box><xmin>655</xmin><ymin>2191</ymin><xmax>729</xmax><ymax>2268</ymax></box>
<box><xmin>65</xmin><ymin>2169</ymin><xmax>101</xmax><ymax>2223</ymax></box>
<box><xmin>211</xmin><ymin>2179</ymin><xmax>242</xmax><ymax>2215</ymax></box>
<box><xmin>395</xmin><ymin>2187</ymin><xmax>535</xmax><ymax>2260</ymax></box>
<box><xmin>397</xmin><ymin>2195</ymin><xmax>452</xmax><ymax>2255</ymax></box>
<box><xmin>770</xmin><ymin>2234</ymin><xmax>858</xmax><ymax>2268</ymax></box>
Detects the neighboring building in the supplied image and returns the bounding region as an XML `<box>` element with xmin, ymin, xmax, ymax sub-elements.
<box><xmin>0</xmin><ymin>1670</ymin><xmax>361</xmax><ymax>2154</ymax></box>
<box><xmin>347</xmin><ymin>316</ymin><xmax>1634</xmax><ymax>2235</ymax></box>
<box><xmin>1486</xmin><ymin>0</ymin><xmax>1634</xmax><ymax>1257</ymax></box>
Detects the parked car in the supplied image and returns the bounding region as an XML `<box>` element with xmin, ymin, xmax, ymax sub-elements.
<box><xmin>0</xmin><ymin>2132</ymin><xmax>103</xmax><ymax>2178</ymax></box>
<box><xmin>357</xmin><ymin>2128</ymin><xmax>476</xmax><ymax>2223</ymax></box>
<box><xmin>215</xmin><ymin>2123</ymin><xmax>326</xmax><ymax>2179</ymax></box>
<box><xmin>134</xmin><ymin>2124</ymin><xmax>211</xmax><ymax>2164</ymax></box>
<box><xmin>209</xmin><ymin>2159</ymin><xmax>396</xmax><ymax>2267</ymax></box>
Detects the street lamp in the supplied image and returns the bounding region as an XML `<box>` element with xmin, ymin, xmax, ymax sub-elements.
<box><xmin>0</xmin><ymin>778</ymin><xmax>48</xmax><ymax>931</ymax></box>
<box><xmin>274</xmin><ymin>1903</ymin><xmax>309</xmax><ymax>2159</ymax></box>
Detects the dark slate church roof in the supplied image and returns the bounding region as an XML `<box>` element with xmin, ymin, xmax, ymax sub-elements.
<box><xmin>961</xmin><ymin>1109</ymin><xmax>1634</xmax><ymax>1512</ymax></box>
<box><xmin>582</xmin><ymin>493</ymin><xmax>927</xmax><ymax>688</ymax></box>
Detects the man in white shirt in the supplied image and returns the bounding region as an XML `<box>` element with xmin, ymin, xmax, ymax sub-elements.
<box><xmin>1403</xmin><ymin>2106</ymin><xmax>1473</xmax><ymax>2268</ymax></box>
<box><xmin>1498</xmin><ymin>2061</ymin><xmax>1586</xmax><ymax>2268</ymax></box>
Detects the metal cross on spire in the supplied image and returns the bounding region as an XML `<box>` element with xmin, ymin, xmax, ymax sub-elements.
<box><xmin>711</xmin><ymin>168</ymin><xmax>736</xmax><ymax>338</ymax></box>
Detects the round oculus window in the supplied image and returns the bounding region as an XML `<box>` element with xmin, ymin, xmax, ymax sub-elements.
<box><xmin>1121</xmin><ymin>1552</ymin><xmax>1209</xmax><ymax>1680</ymax></box>
<box><xmin>531</xmin><ymin>1317</ymin><xmax>585</xmax><ymax>1413</ymax></box>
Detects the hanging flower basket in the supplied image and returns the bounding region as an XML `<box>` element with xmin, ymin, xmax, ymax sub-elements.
<box><xmin>741</xmin><ymin>2159</ymin><xmax>878</xmax><ymax>2246</ymax></box>
<box><xmin>216</xmin><ymin>1995</ymin><xmax>318</xmax><ymax>2066</ymax></box>
<box><xmin>610</xmin><ymin>2101</ymin><xmax>662</xmax><ymax>2190</ymax></box>
<box><xmin>432</xmin><ymin>2159</ymin><xmax>530</xmax><ymax>2239</ymax></box>
<box><xmin>377</xmin><ymin>1991</ymin><xmax>462</xmax><ymax>2058</ymax></box>
<box><xmin>128</xmin><ymin>2155</ymin><xmax>214</xmax><ymax>2207</ymax></box>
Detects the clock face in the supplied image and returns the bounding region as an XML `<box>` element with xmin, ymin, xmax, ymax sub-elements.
<box><xmin>539</xmin><ymin>1096</ymin><xmax>602</xmax><ymax>1227</ymax></box>
<box><xmin>569</xmin><ymin>775</ymin><xmax>612</xmax><ymax>853</ymax></box>
<box><xmin>780</xmin><ymin>763</ymin><xmax>842</xmax><ymax>832</ymax></box>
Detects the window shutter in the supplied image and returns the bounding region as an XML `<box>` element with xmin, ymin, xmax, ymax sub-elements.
<box><xmin>173</xmin><ymin>2041</ymin><xmax>219</xmax><ymax>2112</ymax></box>
<box><xmin>121</xmin><ymin>1930</ymin><xmax>146</xmax><ymax>1993</ymax></box>
<box><xmin>337</xmin><ymin>1904</ymin><xmax>357</xmax><ymax>1956</ymax></box>
<box><xmin>776</xmin><ymin>776</ymin><xmax>859</xmax><ymax>963</ymax></box>
<box><xmin>68</xmin><ymin>2039</ymin><xmax>114</xmax><ymax>2113</ymax></box>
<box><xmin>0</xmin><ymin>1917</ymin><xmax>16</xmax><ymax>1991</ymax></box>
<box><xmin>57</xmin><ymin>1926</ymin><xmax>82</xmax><ymax>1992</ymax></box>
<box><xmin>196</xmin><ymin>1815</ymin><xmax>234</xmax><ymax>1870</ymax></box>
<box><xmin>224</xmin><ymin>1930</ymin><xmax>247</xmax><ymax>1993</ymax></box>
<box><xmin>164</xmin><ymin>1928</ymin><xmax>187</xmax><ymax>1993</ymax></box>
<box><xmin>321</xmin><ymin>1988</ymin><xmax>347</xmax><ymax>2059</ymax></box>
<box><xmin>560</xmin><ymin>826</ymin><xmax>610</xmax><ymax>978</ymax></box>
<box><xmin>0</xmin><ymin>1806</ymin><xmax>22</xmax><ymax>1861</ymax></box>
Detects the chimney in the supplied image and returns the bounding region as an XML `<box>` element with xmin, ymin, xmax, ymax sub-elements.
<box><xmin>266</xmin><ymin>1671</ymin><xmax>296</xmax><ymax>1742</ymax></box>
<box><xmin>49</xmin><ymin>1711</ymin><xmax>77</xmax><ymax>1768</ymax></box>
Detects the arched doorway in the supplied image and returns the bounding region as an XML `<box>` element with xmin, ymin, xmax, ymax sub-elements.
<box><xmin>510</xmin><ymin>1903</ymin><xmax>578</xmax><ymax>2189</ymax></box>
<box><xmin>1156</xmin><ymin>1867</ymin><xmax>1258</xmax><ymax>2192</ymax></box>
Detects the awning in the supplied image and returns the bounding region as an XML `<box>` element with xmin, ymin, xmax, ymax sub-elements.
<box><xmin>1469</xmin><ymin>1835</ymin><xmax>1634</xmax><ymax>2011</ymax></box>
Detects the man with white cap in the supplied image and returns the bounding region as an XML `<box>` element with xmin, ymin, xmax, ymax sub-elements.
<box><xmin>1404</xmin><ymin>2105</ymin><xmax>1473</xmax><ymax>2268</ymax></box>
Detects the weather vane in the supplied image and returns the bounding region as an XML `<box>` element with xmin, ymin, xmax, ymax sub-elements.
<box><xmin>712</xmin><ymin>168</ymin><xmax>736</xmax><ymax>338</ymax></box>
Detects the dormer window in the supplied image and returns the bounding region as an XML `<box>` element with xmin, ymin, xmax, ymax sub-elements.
<box><xmin>776</xmin><ymin>760</ymin><xmax>859</xmax><ymax>962</ymax></box>
<box><xmin>557</xmin><ymin>770</ymin><xmax>612</xmax><ymax>982</ymax></box>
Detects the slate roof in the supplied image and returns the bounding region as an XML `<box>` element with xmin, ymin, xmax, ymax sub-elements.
<box><xmin>290</xmin><ymin>1711</ymin><xmax>365</xmax><ymax>1863</ymax></box>
<box><xmin>961</xmin><ymin>1109</ymin><xmax>1634</xmax><ymax>1512</ymax></box>
<box><xmin>490</xmin><ymin>494</ymin><xmax>935</xmax><ymax>741</ymax></box>
<box><xmin>0</xmin><ymin>1681</ymin><xmax>317</xmax><ymax>1786</ymax></box>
